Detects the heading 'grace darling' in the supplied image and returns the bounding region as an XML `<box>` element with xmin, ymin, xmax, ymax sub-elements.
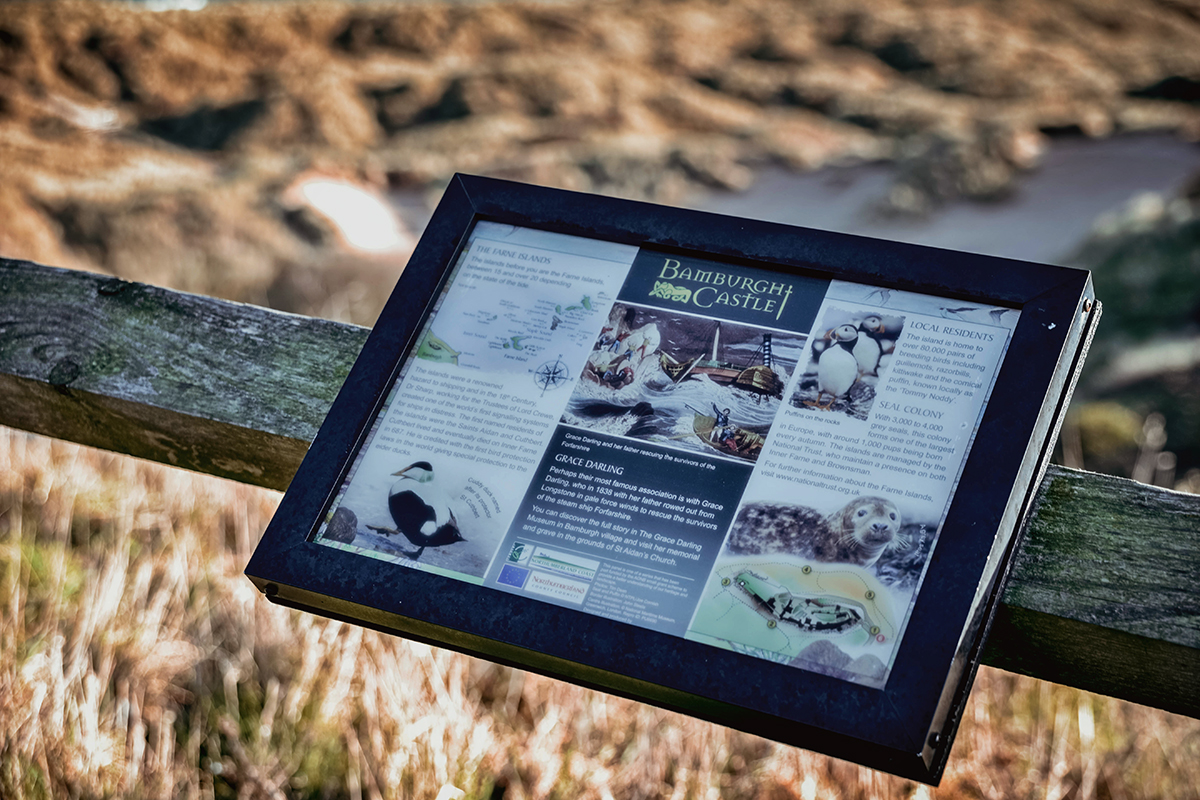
<box><xmin>651</xmin><ymin>258</ymin><xmax>795</xmax><ymax>321</ymax></box>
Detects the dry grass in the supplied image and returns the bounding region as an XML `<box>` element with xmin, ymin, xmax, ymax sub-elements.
<box><xmin>2</xmin><ymin>426</ymin><xmax>1197</xmax><ymax>800</ymax></box>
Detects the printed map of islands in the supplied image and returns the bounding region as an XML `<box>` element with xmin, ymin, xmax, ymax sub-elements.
<box><xmin>422</xmin><ymin>294</ymin><xmax>599</xmax><ymax>370</ymax></box>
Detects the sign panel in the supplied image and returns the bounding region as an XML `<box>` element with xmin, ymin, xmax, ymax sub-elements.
<box><xmin>316</xmin><ymin>221</ymin><xmax>1020</xmax><ymax>690</ymax></box>
<box><xmin>247</xmin><ymin>175</ymin><xmax>1099</xmax><ymax>784</ymax></box>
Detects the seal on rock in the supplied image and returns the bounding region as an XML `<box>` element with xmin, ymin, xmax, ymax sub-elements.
<box><xmin>725</xmin><ymin>496</ymin><xmax>905</xmax><ymax>568</ymax></box>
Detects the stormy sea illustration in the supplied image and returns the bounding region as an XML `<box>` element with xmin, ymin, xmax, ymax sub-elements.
<box><xmin>562</xmin><ymin>308</ymin><xmax>806</xmax><ymax>462</ymax></box>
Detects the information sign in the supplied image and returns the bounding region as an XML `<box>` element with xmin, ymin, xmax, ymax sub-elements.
<box><xmin>246</xmin><ymin>175</ymin><xmax>1099</xmax><ymax>783</ymax></box>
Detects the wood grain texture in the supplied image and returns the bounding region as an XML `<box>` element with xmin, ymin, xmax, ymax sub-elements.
<box><xmin>1</xmin><ymin>258</ymin><xmax>1196</xmax><ymax>715</ymax></box>
<box><xmin>986</xmin><ymin>467</ymin><xmax>1200</xmax><ymax>716</ymax></box>
<box><xmin>0</xmin><ymin>258</ymin><xmax>368</xmax><ymax>490</ymax></box>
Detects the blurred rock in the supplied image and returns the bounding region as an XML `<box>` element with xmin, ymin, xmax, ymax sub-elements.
<box><xmin>1072</xmin><ymin>186</ymin><xmax>1200</xmax><ymax>349</ymax></box>
<box><xmin>2</xmin><ymin>0</ymin><xmax>1200</xmax><ymax>326</ymax></box>
<box><xmin>1069</xmin><ymin>401</ymin><xmax>1144</xmax><ymax>477</ymax></box>
<box><xmin>1070</xmin><ymin>172</ymin><xmax>1200</xmax><ymax>477</ymax></box>
<box><xmin>324</xmin><ymin>506</ymin><xmax>357</xmax><ymax>544</ymax></box>
<box><xmin>792</xmin><ymin>640</ymin><xmax>851</xmax><ymax>672</ymax></box>
<box><xmin>876</xmin><ymin>125</ymin><xmax>1049</xmax><ymax>216</ymax></box>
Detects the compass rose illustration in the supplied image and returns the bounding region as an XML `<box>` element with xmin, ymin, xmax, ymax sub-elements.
<box><xmin>533</xmin><ymin>357</ymin><xmax>569</xmax><ymax>395</ymax></box>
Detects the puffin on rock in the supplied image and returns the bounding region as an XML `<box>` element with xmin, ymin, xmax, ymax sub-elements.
<box><xmin>853</xmin><ymin>314</ymin><xmax>886</xmax><ymax>377</ymax></box>
<box><xmin>809</xmin><ymin>327</ymin><xmax>833</xmax><ymax>363</ymax></box>
<box><xmin>366</xmin><ymin>461</ymin><xmax>465</xmax><ymax>559</ymax></box>
<box><xmin>805</xmin><ymin>324</ymin><xmax>859</xmax><ymax>410</ymax></box>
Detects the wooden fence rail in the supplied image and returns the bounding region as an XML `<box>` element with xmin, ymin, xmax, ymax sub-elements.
<box><xmin>2</xmin><ymin>257</ymin><xmax>1197</xmax><ymax>717</ymax></box>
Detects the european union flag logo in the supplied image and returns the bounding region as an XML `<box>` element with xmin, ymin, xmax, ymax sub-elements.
<box><xmin>497</xmin><ymin>564</ymin><xmax>530</xmax><ymax>589</ymax></box>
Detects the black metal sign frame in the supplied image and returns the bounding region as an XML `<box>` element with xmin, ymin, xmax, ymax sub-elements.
<box><xmin>246</xmin><ymin>174</ymin><xmax>1098</xmax><ymax>783</ymax></box>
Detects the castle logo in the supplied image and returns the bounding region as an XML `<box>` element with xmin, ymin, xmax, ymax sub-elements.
<box><xmin>648</xmin><ymin>280</ymin><xmax>692</xmax><ymax>304</ymax></box>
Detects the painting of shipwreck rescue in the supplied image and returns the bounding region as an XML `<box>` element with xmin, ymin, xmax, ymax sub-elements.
<box><xmin>563</xmin><ymin>304</ymin><xmax>806</xmax><ymax>463</ymax></box>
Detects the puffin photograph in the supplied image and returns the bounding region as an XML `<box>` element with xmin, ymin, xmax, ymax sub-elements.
<box><xmin>852</xmin><ymin>314</ymin><xmax>886</xmax><ymax>377</ymax></box>
<box><xmin>804</xmin><ymin>324</ymin><xmax>859</xmax><ymax>411</ymax></box>
<box><xmin>366</xmin><ymin>461</ymin><xmax>465</xmax><ymax>560</ymax></box>
<box><xmin>809</xmin><ymin>327</ymin><xmax>833</xmax><ymax>363</ymax></box>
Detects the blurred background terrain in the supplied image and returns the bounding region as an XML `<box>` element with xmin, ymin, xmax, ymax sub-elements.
<box><xmin>1</xmin><ymin>0</ymin><xmax>1199</xmax><ymax>798</ymax></box>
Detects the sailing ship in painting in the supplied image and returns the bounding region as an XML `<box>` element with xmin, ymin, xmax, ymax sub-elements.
<box><xmin>568</xmin><ymin>305</ymin><xmax>803</xmax><ymax>462</ymax></box>
<box><xmin>584</xmin><ymin>304</ymin><xmax>661</xmax><ymax>390</ymax></box>
<box><xmin>660</xmin><ymin>321</ymin><xmax>786</xmax><ymax>401</ymax></box>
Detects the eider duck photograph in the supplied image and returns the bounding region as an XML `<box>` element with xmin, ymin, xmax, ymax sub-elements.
<box><xmin>322</xmin><ymin>454</ymin><xmax>513</xmax><ymax>578</ymax></box>
<box><xmin>366</xmin><ymin>461</ymin><xmax>465</xmax><ymax>560</ymax></box>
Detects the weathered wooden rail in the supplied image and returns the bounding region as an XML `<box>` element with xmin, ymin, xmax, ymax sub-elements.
<box><xmin>2</xmin><ymin>257</ymin><xmax>1197</xmax><ymax>717</ymax></box>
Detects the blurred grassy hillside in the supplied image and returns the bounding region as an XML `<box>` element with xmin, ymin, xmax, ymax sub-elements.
<box><xmin>3</xmin><ymin>429</ymin><xmax>1198</xmax><ymax>799</ymax></box>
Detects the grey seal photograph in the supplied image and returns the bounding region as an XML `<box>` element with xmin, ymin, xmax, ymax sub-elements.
<box><xmin>726</xmin><ymin>496</ymin><xmax>906</xmax><ymax>568</ymax></box>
